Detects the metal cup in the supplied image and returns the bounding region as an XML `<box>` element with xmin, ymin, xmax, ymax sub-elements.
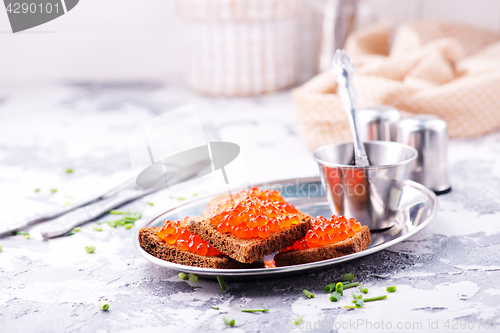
<box><xmin>313</xmin><ymin>141</ymin><xmax>418</xmax><ymax>230</ymax></box>
<box><xmin>357</xmin><ymin>106</ymin><xmax>401</xmax><ymax>142</ymax></box>
<box><xmin>397</xmin><ymin>115</ymin><xmax>451</xmax><ymax>195</ymax></box>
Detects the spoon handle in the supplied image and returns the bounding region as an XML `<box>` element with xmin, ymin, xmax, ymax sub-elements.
<box><xmin>332</xmin><ymin>50</ymin><xmax>370</xmax><ymax>167</ymax></box>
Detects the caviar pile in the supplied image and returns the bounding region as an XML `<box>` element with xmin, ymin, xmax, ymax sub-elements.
<box><xmin>281</xmin><ymin>215</ymin><xmax>362</xmax><ymax>252</ymax></box>
<box><xmin>209</xmin><ymin>188</ymin><xmax>301</xmax><ymax>239</ymax></box>
<box><xmin>157</xmin><ymin>218</ymin><xmax>221</xmax><ymax>256</ymax></box>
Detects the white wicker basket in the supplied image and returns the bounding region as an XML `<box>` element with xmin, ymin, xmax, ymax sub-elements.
<box><xmin>176</xmin><ymin>0</ymin><xmax>301</xmax><ymax>96</ymax></box>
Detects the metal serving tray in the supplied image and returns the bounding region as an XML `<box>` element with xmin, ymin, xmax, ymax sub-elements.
<box><xmin>134</xmin><ymin>177</ymin><xmax>438</xmax><ymax>280</ymax></box>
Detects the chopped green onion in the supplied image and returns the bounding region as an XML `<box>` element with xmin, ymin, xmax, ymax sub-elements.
<box><xmin>359</xmin><ymin>285</ymin><xmax>368</xmax><ymax>294</ymax></box>
<box><xmin>110</xmin><ymin>210</ymin><xmax>123</xmax><ymax>215</ymax></box>
<box><xmin>0</xmin><ymin>243</ymin><xmax>3</xmax><ymax>252</ymax></box>
<box><xmin>92</xmin><ymin>224</ymin><xmax>102</xmax><ymax>231</ymax></box>
<box><xmin>352</xmin><ymin>293</ymin><xmax>362</xmax><ymax>299</ymax></box>
<box><xmin>241</xmin><ymin>309</ymin><xmax>268</xmax><ymax>312</ymax></box>
<box><xmin>107</xmin><ymin>221</ymin><xmax>118</xmax><ymax>228</ymax></box>
<box><xmin>50</xmin><ymin>188</ymin><xmax>57</xmax><ymax>194</ymax></box>
<box><xmin>178</xmin><ymin>272</ymin><xmax>188</xmax><ymax>280</ymax></box>
<box><xmin>98</xmin><ymin>300</ymin><xmax>109</xmax><ymax>311</ymax></box>
<box><xmin>335</xmin><ymin>282</ymin><xmax>343</xmax><ymax>296</ymax></box>
<box><xmin>344</xmin><ymin>306</ymin><xmax>358</xmax><ymax>309</ymax></box>
<box><xmin>355</xmin><ymin>299</ymin><xmax>364</xmax><ymax>307</ymax></box>
<box><xmin>294</xmin><ymin>315</ymin><xmax>303</xmax><ymax>325</ymax></box>
<box><xmin>66</xmin><ymin>168</ymin><xmax>74</xmax><ymax>174</ymax></box>
<box><xmin>123</xmin><ymin>217</ymin><xmax>137</xmax><ymax>223</ymax></box>
<box><xmin>303</xmin><ymin>290</ymin><xmax>314</xmax><ymax>298</ymax></box>
<box><xmin>125</xmin><ymin>224</ymin><xmax>134</xmax><ymax>229</ymax></box>
<box><xmin>210</xmin><ymin>305</ymin><xmax>219</xmax><ymax>310</ymax></box>
<box><xmin>193</xmin><ymin>193</ymin><xmax>198</xmax><ymax>197</ymax></box>
<box><xmin>342</xmin><ymin>273</ymin><xmax>354</xmax><ymax>281</ymax></box>
<box><xmin>132</xmin><ymin>212</ymin><xmax>142</xmax><ymax>219</ymax></box>
<box><xmin>70</xmin><ymin>227</ymin><xmax>81</xmax><ymax>235</ymax></box>
<box><xmin>188</xmin><ymin>273</ymin><xmax>198</xmax><ymax>282</ymax></box>
<box><xmin>342</xmin><ymin>282</ymin><xmax>360</xmax><ymax>290</ymax></box>
<box><xmin>85</xmin><ymin>245</ymin><xmax>96</xmax><ymax>254</ymax></box>
<box><xmin>386</xmin><ymin>285</ymin><xmax>397</xmax><ymax>292</ymax></box>
<box><xmin>325</xmin><ymin>282</ymin><xmax>339</xmax><ymax>293</ymax></box>
<box><xmin>330</xmin><ymin>291</ymin><xmax>342</xmax><ymax>302</ymax></box>
<box><xmin>34</xmin><ymin>188</ymin><xmax>40</xmax><ymax>193</ymax></box>
<box><xmin>13</xmin><ymin>231</ymin><xmax>30</xmax><ymax>239</ymax></box>
<box><xmin>217</xmin><ymin>275</ymin><xmax>226</xmax><ymax>291</ymax></box>
<box><xmin>147</xmin><ymin>202</ymin><xmax>154</xmax><ymax>206</ymax></box>
<box><xmin>223</xmin><ymin>315</ymin><xmax>235</xmax><ymax>327</ymax></box>
<box><xmin>352</xmin><ymin>295</ymin><xmax>387</xmax><ymax>303</ymax></box>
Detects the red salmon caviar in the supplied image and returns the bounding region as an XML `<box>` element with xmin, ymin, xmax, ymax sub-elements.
<box><xmin>157</xmin><ymin>219</ymin><xmax>221</xmax><ymax>256</ymax></box>
<box><xmin>208</xmin><ymin>188</ymin><xmax>300</xmax><ymax>239</ymax></box>
<box><xmin>280</xmin><ymin>215</ymin><xmax>362</xmax><ymax>252</ymax></box>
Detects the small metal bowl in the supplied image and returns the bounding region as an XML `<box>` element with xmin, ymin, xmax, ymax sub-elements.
<box><xmin>313</xmin><ymin>141</ymin><xmax>418</xmax><ymax>230</ymax></box>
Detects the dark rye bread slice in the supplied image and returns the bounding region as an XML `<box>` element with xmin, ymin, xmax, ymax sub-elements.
<box><xmin>274</xmin><ymin>226</ymin><xmax>371</xmax><ymax>267</ymax></box>
<box><xmin>186</xmin><ymin>215</ymin><xmax>312</xmax><ymax>264</ymax></box>
<box><xmin>139</xmin><ymin>227</ymin><xmax>247</xmax><ymax>269</ymax></box>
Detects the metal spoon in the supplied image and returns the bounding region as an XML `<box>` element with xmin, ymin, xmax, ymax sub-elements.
<box><xmin>331</xmin><ymin>49</ymin><xmax>370</xmax><ymax>167</ymax></box>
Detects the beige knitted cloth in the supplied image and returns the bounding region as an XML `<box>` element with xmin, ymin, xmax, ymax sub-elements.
<box><xmin>293</xmin><ymin>21</ymin><xmax>500</xmax><ymax>150</ymax></box>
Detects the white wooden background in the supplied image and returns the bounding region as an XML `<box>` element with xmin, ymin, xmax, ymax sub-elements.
<box><xmin>0</xmin><ymin>0</ymin><xmax>499</xmax><ymax>85</ymax></box>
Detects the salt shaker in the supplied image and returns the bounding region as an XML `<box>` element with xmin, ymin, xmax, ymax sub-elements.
<box><xmin>397</xmin><ymin>115</ymin><xmax>452</xmax><ymax>195</ymax></box>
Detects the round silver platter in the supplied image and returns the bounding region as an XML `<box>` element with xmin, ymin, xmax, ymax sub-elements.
<box><xmin>134</xmin><ymin>177</ymin><xmax>438</xmax><ymax>280</ymax></box>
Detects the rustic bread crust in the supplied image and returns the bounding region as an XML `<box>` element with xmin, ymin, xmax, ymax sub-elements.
<box><xmin>187</xmin><ymin>215</ymin><xmax>312</xmax><ymax>263</ymax></box>
<box><xmin>274</xmin><ymin>226</ymin><xmax>372</xmax><ymax>267</ymax></box>
<box><xmin>139</xmin><ymin>227</ymin><xmax>247</xmax><ymax>269</ymax></box>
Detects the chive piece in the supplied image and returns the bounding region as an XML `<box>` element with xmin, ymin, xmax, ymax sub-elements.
<box><xmin>217</xmin><ymin>275</ymin><xmax>226</xmax><ymax>291</ymax></box>
<box><xmin>303</xmin><ymin>290</ymin><xmax>314</xmax><ymax>298</ymax></box>
<box><xmin>85</xmin><ymin>245</ymin><xmax>96</xmax><ymax>254</ymax></box>
<box><xmin>359</xmin><ymin>285</ymin><xmax>368</xmax><ymax>294</ymax></box>
<box><xmin>66</xmin><ymin>168</ymin><xmax>74</xmax><ymax>174</ymax></box>
<box><xmin>210</xmin><ymin>305</ymin><xmax>219</xmax><ymax>310</ymax></box>
<box><xmin>34</xmin><ymin>188</ymin><xmax>40</xmax><ymax>193</ymax></box>
<box><xmin>13</xmin><ymin>231</ymin><xmax>30</xmax><ymax>239</ymax></box>
<box><xmin>330</xmin><ymin>291</ymin><xmax>342</xmax><ymax>302</ymax></box>
<box><xmin>178</xmin><ymin>272</ymin><xmax>188</xmax><ymax>280</ymax></box>
<box><xmin>241</xmin><ymin>309</ymin><xmax>268</xmax><ymax>312</ymax></box>
<box><xmin>223</xmin><ymin>315</ymin><xmax>235</xmax><ymax>327</ymax></box>
<box><xmin>342</xmin><ymin>273</ymin><xmax>354</xmax><ymax>281</ymax></box>
<box><xmin>188</xmin><ymin>274</ymin><xmax>198</xmax><ymax>282</ymax></box>
<box><xmin>342</xmin><ymin>282</ymin><xmax>360</xmax><ymax>290</ymax></box>
<box><xmin>335</xmin><ymin>282</ymin><xmax>343</xmax><ymax>296</ymax></box>
<box><xmin>325</xmin><ymin>282</ymin><xmax>338</xmax><ymax>293</ymax></box>
<box><xmin>107</xmin><ymin>221</ymin><xmax>118</xmax><ymax>228</ymax></box>
<box><xmin>352</xmin><ymin>295</ymin><xmax>387</xmax><ymax>303</ymax></box>
<box><xmin>294</xmin><ymin>315</ymin><xmax>303</xmax><ymax>325</ymax></box>
<box><xmin>352</xmin><ymin>293</ymin><xmax>362</xmax><ymax>299</ymax></box>
<box><xmin>125</xmin><ymin>224</ymin><xmax>134</xmax><ymax>229</ymax></box>
<box><xmin>92</xmin><ymin>224</ymin><xmax>102</xmax><ymax>231</ymax></box>
<box><xmin>147</xmin><ymin>202</ymin><xmax>154</xmax><ymax>206</ymax></box>
<box><xmin>133</xmin><ymin>213</ymin><xmax>142</xmax><ymax>219</ymax></box>
<box><xmin>50</xmin><ymin>188</ymin><xmax>57</xmax><ymax>194</ymax></box>
<box><xmin>355</xmin><ymin>299</ymin><xmax>364</xmax><ymax>307</ymax></box>
<box><xmin>110</xmin><ymin>210</ymin><xmax>123</xmax><ymax>215</ymax></box>
<box><xmin>386</xmin><ymin>285</ymin><xmax>397</xmax><ymax>293</ymax></box>
<box><xmin>0</xmin><ymin>243</ymin><xmax>3</xmax><ymax>252</ymax></box>
<box><xmin>98</xmin><ymin>300</ymin><xmax>109</xmax><ymax>311</ymax></box>
<box><xmin>344</xmin><ymin>306</ymin><xmax>358</xmax><ymax>309</ymax></box>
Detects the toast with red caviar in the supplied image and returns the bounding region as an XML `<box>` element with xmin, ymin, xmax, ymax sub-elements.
<box><xmin>274</xmin><ymin>216</ymin><xmax>371</xmax><ymax>267</ymax></box>
<box><xmin>139</xmin><ymin>223</ymin><xmax>247</xmax><ymax>269</ymax></box>
<box><xmin>187</xmin><ymin>188</ymin><xmax>312</xmax><ymax>264</ymax></box>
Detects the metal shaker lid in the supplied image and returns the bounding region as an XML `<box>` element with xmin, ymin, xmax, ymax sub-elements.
<box><xmin>357</xmin><ymin>106</ymin><xmax>401</xmax><ymax>142</ymax></box>
<box><xmin>397</xmin><ymin>115</ymin><xmax>451</xmax><ymax>195</ymax></box>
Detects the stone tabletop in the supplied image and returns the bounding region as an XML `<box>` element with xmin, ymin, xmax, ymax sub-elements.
<box><xmin>1</xmin><ymin>83</ymin><xmax>500</xmax><ymax>333</ymax></box>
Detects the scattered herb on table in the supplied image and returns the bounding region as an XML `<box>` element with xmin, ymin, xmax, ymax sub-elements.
<box><xmin>241</xmin><ymin>309</ymin><xmax>268</xmax><ymax>313</ymax></box>
<box><xmin>344</xmin><ymin>306</ymin><xmax>358</xmax><ymax>309</ymax></box>
<box><xmin>0</xmin><ymin>243</ymin><xmax>2</xmax><ymax>252</ymax></box>
<box><xmin>92</xmin><ymin>224</ymin><xmax>102</xmax><ymax>232</ymax></box>
<box><xmin>110</xmin><ymin>210</ymin><xmax>123</xmax><ymax>215</ymax></box>
<box><xmin>146</xmin><ymin>202</ymin><xmax>154</xmax><ymax>206</ymax></box>
<box><xmin>13</xmin><ymin>231</ymin><xmax>30</xmax><ymax>239</ymax></box>
<box><xmin>335</xmin><ymin>282</ymin><xmax>343</xmax><ymax>296</ymax></box>
<box><xmin>70</xmin><ymin>227</ymin><xmax>81</xmax><ymax>235</ymax></box>
<box><xmin>107</xmin><ymin>221</ymin><xmax>118</xmax><ymax>228</ymax></box>
<box><xmin>355</xmin><ymin>299</ymin><xmax>364</xmax><ymax>307</ymax></box>
<box><xmin>342</xmin><ymin>282</ymin><xmax>360</xmax><ymax>290</ymax></box>
<box><xmin>330</xmin><ymin>292</ymin><xmax>342</xmax><ymax>302</ymax></box>
<box><xmin>223</xmin><ymin>315</ymin><xmax>235</xmax><ymax>327</ymax></box>
<box><xmin>178</xmin><ymin>272</ymin><xmax>188</xmax><ymax>280</ymax></box>
<box><xmin>34</xmin><ymin>188</ymin><xmax>40</xmax><ymax>193</ymax></box>
<box><xmin>386</xmin><ymin>285</ymin><xmax>397</xmax><ymax>292</ymax></box>
<box><xmin>210</xmin><ymin>305</ymin><xmax>219</xmax><ymax>310</ymax></box>
<box><xmin>188</xmin><ymin>273</ymin><xmax>198</xmax><ymax>282</ymax></box>
<box><xmin>125</xmin><ymin>224</ymin><xmax>134</xmax><ymax>229</ymax></box>
<box><xmin>99</xmin><ymin>300</ymin><xmax>109</xmax><ymax>311</ymax></box>
<box><xmin>50</xmin><ymin>188</ymin><xmax>57</xmax><ymax>194</ymax></box>
<box><xmin>85</xmin><ymin>245</ymin><xmax>96</xmax><ymax>254</ymax></box>
<box><xmin>359</xmin><ymin>285</ymin><xmax>368</xmax><ymax>294</ymax></box>
<box><xmin>303</xmin><ymin>290</ymin><xmax>314</xmax><ymax>298</ymax></box>
<box><xmin>217</xmin><ymin>275</ymin><xmax>226</xmax><ymax>291</ymax></box>
<box><xmin>342</xmin><ymin>273</ymin><xmax>354</xmax><ymax>281</ymax></box>
<box><xmin>352</xmin><ymin>293</ymin><xmax>362</xmax><ymax>299</ymax></box>
<box><xmin>352</xmin><ymin>295</ymin><xmax>387</xmax><ymax>303</ymax></box>
<box><xmin>66</xmin><ymin>168</ymin><xmax>74</xmax><ymax>174</ymax></box>
<box><xmin>294</xmin><ymin>315</ymin><xmax>303</xmax><ymax>325</ymax></box>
